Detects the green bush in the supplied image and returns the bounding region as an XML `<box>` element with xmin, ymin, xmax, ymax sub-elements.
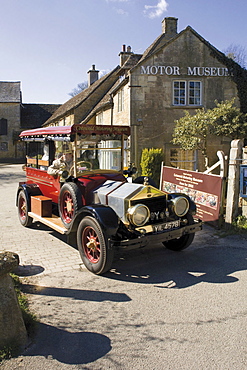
<box><xmin>140</xmin><ymin>148</ymin><xmax>163</xmax><ymax>186</ymax></box>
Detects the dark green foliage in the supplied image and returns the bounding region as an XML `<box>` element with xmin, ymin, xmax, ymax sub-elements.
<box><xmin>172</xmin><ymin>99</ymin><xmax>247</xmax><ymax>159</ymax></box>
<box><xmin>140</xmin><ymin>148</ymin><xmax>163</xmax><ymax>186</ymax></box>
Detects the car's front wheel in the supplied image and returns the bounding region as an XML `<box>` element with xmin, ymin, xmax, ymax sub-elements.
<box><xmin>162</xmin><ymin>214</ymin><xmax>195</xmax><ymax>251</ymax></box>
<box><xmin>17</xmin><ymin>190</ymin><xmax>33</xmax><ymax>227</ymax></box>
<box><xmin>77</xmin><ymin>216</ymin><xmax>114</xmax><ymax>274</ymax></box>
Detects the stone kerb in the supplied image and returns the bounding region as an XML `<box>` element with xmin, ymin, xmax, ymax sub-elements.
<box><xmin>0</xmin><ymin>251</ymin><xmax>27</xmax><ymax>352</ymax></box>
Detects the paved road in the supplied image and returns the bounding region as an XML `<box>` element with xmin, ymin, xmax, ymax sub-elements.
<box><xmin>1</xmin><ymin>164</ymin><xmax>247</xmax><ymax>370</ymax></box>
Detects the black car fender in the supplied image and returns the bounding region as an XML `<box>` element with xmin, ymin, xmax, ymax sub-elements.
<box><xmin>70</xmin><ymin>204</ymin><xmax>120</xmax><ymax>237</ymax></box>
<box><xmin>16</xmin><ymin>183</ymin><xmax>42</xmax><ymax>207</ymax></box>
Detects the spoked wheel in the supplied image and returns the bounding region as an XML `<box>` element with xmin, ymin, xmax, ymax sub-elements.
<box><xmin>162</xmin><ymin>214</ymin><xmax>195</xmax><ymax>251</ymax></box>
<box><xmin>59</xmin><ymin>182</ymin><xmax>82</xmax><ymax>228</ymax></box>
<box><xmin>77</xmin><ymin>216</ymin><xmax>114</xmax><ymax>275</ymax></box>
<box><xmin>17</xmin><ymin>190</ymin><xmax>33</xmax><ymax>227</ymax></box>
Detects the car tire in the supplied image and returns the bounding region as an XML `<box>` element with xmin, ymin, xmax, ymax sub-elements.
<box><xmin>59</xmin><ymin>182</ymin><xmax>82</xmax><ymax>228</ymax></box>
<box><xmin>162</xmin><ymin>214</ymin><xmax>195</xmax><ymax>251</ymax></box>
<box><xmin>17</xmin><ymin>190</ymin><xmax>33</xmax><ymax>227</ymax></box>
<box><xmin>77</xmin><ymin>216</ymin><xmax>114</xmax><ymax>275</ymax></box>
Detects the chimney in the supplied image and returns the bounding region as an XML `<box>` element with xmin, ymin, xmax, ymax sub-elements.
<box><xmin>119</xmin><ymin>44</ymin><xmax>133</xmax><ymax>67</ymax></box>
<box><xmin>87</xmin><ymin>64</ymin><xmax>99</xmax><ymax>86</ymax></box>
<box><xmin>162</xmin><ymin>17</ymin><xmax>178</xmax><ymax>39</ymax></box>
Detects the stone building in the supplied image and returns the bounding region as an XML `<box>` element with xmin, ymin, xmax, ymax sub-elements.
<box><xmin>44</xmin><ymin>17</ymin><xmax>247</xmax><ymax>172</ymax></box>
<box><xmin>0</xmin><ymin>81</ymin><xmax>60</xmax><ymax>162</ymax></box>
<box><xmin>0</xmin><ymin>82</ymin><xmax>22</xmax><ymax>160</ymax></box>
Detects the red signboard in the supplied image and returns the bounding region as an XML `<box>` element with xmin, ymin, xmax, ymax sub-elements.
<box><xmin>161</xmin><ymin>166</ymin><xmax>223</xmax><ymax>222</ymax></box>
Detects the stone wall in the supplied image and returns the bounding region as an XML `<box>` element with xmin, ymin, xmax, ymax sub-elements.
<box><xmin>0</xmin><ymin>82</ymin><xmax>21</xmax><ymax>161</ymax></box>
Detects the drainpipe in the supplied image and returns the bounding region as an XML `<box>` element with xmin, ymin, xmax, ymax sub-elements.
<box><xmin>129</xmin><ymin>73</ymin><xmax>138</xmax><ymax>169</ymax></box>
<box><xmin>110</xmin><ymin>94</ymin><xmax>114</xmax><ymax>125</ymax></box>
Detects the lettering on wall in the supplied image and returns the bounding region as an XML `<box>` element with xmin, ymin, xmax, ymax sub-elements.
<box><xmin>141</xmin><ymin>65</ymin><xmax>231</xmax><ymax>77</ymax></box>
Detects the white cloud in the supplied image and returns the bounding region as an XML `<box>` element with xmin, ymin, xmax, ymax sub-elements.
<box><xmin>105</xmin><ymin>0</ymin><xmax>130</xmax><ymax>16</ymax></box>
<box><xmin>144</xmin><ymin>0</ymin><xmax>169</xmax><ymax>19</ymax></box>
<box><xmin>116</xmin><ymin>8</ymin><xmax>129</xmax><ymax>15</ymax></box>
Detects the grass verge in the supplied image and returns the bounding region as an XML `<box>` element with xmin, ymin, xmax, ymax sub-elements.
<box><xmin>218</xmin><ymin>215</ymin><xmax>247</xmax><ymax>237</ymax></box>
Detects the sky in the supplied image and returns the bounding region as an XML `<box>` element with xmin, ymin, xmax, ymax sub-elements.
<box><xmin>1</xmin><ymin>0</ymin><xmax>247</xmax><ymax>104</ymax></box>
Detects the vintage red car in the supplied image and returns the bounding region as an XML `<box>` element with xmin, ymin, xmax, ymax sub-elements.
<box><xmin>17</xmin><ymin>124</ymin><xmax>202</xmax><ymax>274</ymax></box>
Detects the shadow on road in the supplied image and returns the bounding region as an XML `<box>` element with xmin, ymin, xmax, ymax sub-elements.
<box><xmin>21</xmin><ymin>284</ymin><xmax>131</xmax><ymax>302</ymax></box>
<box><xmin>24</xmin><ymin>322</ymin><xmax>111</xmax><ymax>365</ymax></box>
<box><xmin>104</xmin><ymin>242</ymin><xmax>247</xmax><ymax>288</ymax></box>
<box><xmin>15</xmin><ymin>264</ymin><xmax>45</xmax><ymax>276</ymax></box>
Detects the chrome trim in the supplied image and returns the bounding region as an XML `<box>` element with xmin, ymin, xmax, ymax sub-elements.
<box><xmin>127</xmin><ymin>204</ymin><xmax>150</xmax><ymax>227</ymax></box>
<box><xmin>171</xmin><ymin>196</ymin><xmax>189</xmax><ymax>217</ymax></box>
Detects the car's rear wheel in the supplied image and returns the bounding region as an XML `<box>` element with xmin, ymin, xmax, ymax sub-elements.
<box><xmin>77</xmin><ymin>216</ymin><xmax>114</xmax><ymax>275</ymax></box>
<box><xmin>59</xmin><ymin>182</ymin><xmax>82</xmax><ymax>228</ymax></box>
<box><xmin>17</xmin><ymin>190</ymin><xmax>33</xmax><ymax>227</ymax></box>
<box><xmin>162</xmin><ymin>214</ymin><xmax>195</xmax><ymax>251</ymax></box>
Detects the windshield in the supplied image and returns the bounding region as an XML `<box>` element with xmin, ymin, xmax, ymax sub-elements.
<box><xmin>75</xmin><ymin>134</ymin><xmax>128</xmax><ymax>172</ymax></box>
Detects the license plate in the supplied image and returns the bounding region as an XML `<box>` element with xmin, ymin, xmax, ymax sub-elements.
<box><xmin>152</xmin><ymin>220</ymin><xmax>180</xmax><ymax>232</ymax></box>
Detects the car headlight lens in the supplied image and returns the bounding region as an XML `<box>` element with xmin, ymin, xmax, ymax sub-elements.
<box><xmin>127</xmin><ymin>204</ymin><xmax>150</xmax><ymax>226</ymax></box>
<box><xmin>171</xmin><ymin>196</ymin><xmax>189</xmax><ymax>217</ymax></box>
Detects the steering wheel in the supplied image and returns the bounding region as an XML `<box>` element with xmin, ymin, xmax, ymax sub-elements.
<box><xmin>68</xmin><ymin>161</ymin><xmax>93</xmax><ymax>176</ymax></box>
<box><xmin>76</xmin><ymin>161</ymin><xmax>93</xmax><ymax>171</ymax></box>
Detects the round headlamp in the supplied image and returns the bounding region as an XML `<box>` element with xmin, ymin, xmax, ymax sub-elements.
<box><xmin>171</xmin><ymin>196</ymin><xmax>189</xmax><ymax>217</ymax></box>
<box><xmin>127</xmin><ymin>204</ymin><xmax>150</xmax><ymax>227</ymax></box>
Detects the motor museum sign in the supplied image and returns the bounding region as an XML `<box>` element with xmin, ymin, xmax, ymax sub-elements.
<box><xmin>161</xmin><ymin>166</ymin><xmax>223</xmax><ymax>222</ymax></box>
<box><xmin>141</xmin><ymin>65</ymin><xmax>231</xmax><ymax>77</ymax></box>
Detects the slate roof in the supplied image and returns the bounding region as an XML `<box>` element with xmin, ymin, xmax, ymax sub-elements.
<box><xmin>120</xmin><ymin>54</ymin><xmax>142</xmax><ymax>70</ymax></box>
<box><xmin>21</xmin><ymin>103</ymin><xmax>61</xmax><ymax>129</ymax></box>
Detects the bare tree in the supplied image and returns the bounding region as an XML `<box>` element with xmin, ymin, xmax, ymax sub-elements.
<box><xmin>68</xmin><ymin>81</ymin><xmax>88</xmax><ymax>97</ymax></box>
<box><xmin>223</xmin><ymin>43</ymin><xmax>246</xmax><ymax>68</ymax></box>
<box><xmin>68</xmin><ymin>70</ymin><xmax>110</xmax><ymax>97</ymax></box>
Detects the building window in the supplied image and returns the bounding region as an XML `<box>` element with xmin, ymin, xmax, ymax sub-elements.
<box><xmin>173</xmin><ymin>81</ymin><xmax>202</xmax><ymax>106</ymax></box>
<box><xmin>0</xmin><ymin>142</ymin><xmax>8</xmax><ymax>151</ymax></box>
<box><xmin>170</xmin><ymin>148</ymin><xmax>196</xmax><ymax>171</ymax></box>
<box><xmin>0</xmin><ymin>118</ymin><xmax>8</xmax><ymax>135</ymax></box>
<box><xmin>173</xmin><ymin>81</ymin><xmax>186</xmax><ymax>105</ymax></box>
<box><xmin>97</xmin><ymin>112</ymin><xmax>103</xmax><ymax>124</ymax></box>
<box><xmin>118</xmin><ymin>89</ymin><xmax>124</xmax><ymax>112</ymax></box>
<box><xmin>189</xmin><ymin>81</ymin><xmax>201</xmax><ymax>105</ymax></box>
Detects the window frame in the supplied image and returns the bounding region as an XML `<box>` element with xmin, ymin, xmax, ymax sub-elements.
<box><xmin>0</xmin><ymin>118</ymin><xmax>8</xmax><ymax>135</ymax></box>
<box><xmin>117</xmin><ymin>89</ymin><xmax>124</xmax><ymax>112</ymax></box>
<box><xmin>173</xmin><ymin>80</ymin><xmax>202</xmax><ymax>106</ymax></box>
<box><xmin>96</xmin><ymin>111</ymin><xmax>103</xmax><ymax>125</ymax></box>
